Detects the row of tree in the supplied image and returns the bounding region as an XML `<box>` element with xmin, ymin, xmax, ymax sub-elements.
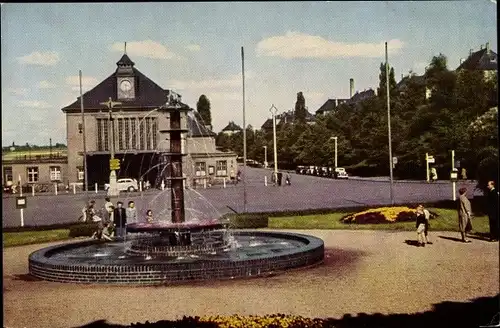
<box><xmin>200</xmin><ymin>53</ymin><xmax>498</xmax><ymax>188</ymax></box>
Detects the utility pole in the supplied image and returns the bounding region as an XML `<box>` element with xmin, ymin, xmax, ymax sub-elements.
<box><xmin>79</xmin><ymin>70</ymin><xmax>88</xmax><ymax>196</ymax></box>
<box><xmin>451</xmin><ymin>150</ymin><xmax>456</xmax><ymax>201</ymax></box>
<box><xmin>241</xmin><ymin>46</ymin><xmax>247</xmax><ymax>213</ymax></box>
<box><xmin>263</xmin><ymin>145</ymin><xmax>267</xmax><ymax>168</ymax></box>
<box><xmin>385</xmin><ymin>42</ymin><xmax>394</xmax><ymax>205</ymax></box>
<box><xmin>100</xmin><ymin>97</ymin><xmax>122</xmax><ymax>197</ymax></box>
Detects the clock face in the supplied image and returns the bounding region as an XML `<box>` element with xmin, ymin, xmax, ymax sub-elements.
<box><xmin>120</xmin><ymin>80</ymin><xmax>132</xmax><ymax>92</ymax></box>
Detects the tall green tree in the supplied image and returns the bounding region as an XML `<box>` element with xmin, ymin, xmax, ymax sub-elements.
<box><xmin>196</xmin><ymin>95</ymin><xmax>212</xmax><ymax>127</ymax></box>
<box><xmin>294</xmin><ymin>92</ymin><xmax>307</xmax><ymax>123</ymax></box>
<box><xmin>377</xmin><ymin>63</ymin><xmax>397</xmax><ymax>99</ymax></box>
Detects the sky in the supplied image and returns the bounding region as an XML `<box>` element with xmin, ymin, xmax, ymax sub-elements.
<box><xmin>1</xmin><ymin>1</ymin><xmax>497</xmax><ymax>146</ymax></box>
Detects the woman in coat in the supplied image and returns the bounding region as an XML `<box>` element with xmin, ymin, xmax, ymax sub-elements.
<box><xmin>458</xmin><ymin>187</ymin><xmax>473</xmax><ymax>243</ymax></box>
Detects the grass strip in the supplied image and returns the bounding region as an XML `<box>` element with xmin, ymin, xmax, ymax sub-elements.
<box><xmin>269</xmin><ymin>208</ymin><xmax>491</xmax><ymax>233</ymax></box>
<box><xmin>3</xmin><ymin>229</ymin><xmax>71</xmax><ymax>247</ymax></box>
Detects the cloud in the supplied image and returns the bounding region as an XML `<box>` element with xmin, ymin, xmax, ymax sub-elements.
<box><xmin>412</xmin><ymin>62</ymin><xmax>428</xmax><ymax>74</ymax></box>
<box><xmin>6</xmin><ymin>87</ymin><xmax>29</xmax><ymax>96</ymax></box>
<box><xmin>17</xmin><ymin>51</ymin><xmax>60</xmax><ymax>66</ymax></box>
<box><xmin>110</xmin><ymin>40</ymin><xmax>181</xmax><ymax>60</ymax></box>
<box><xmin>256</xmin><ymin>31</ymin><xmax>404</xmax><ymax>59</ymax></box>
<box><xmin>38</xmin><ymin>80</ymin><xmax>57</xmax><ymax>89</ymax></box>
<box><xmin>207</xmin><ymin>92</ymin><xmax>241</xmax><ymax>101</ymax></box>
<box><xmin>186</xmin><ymin>44</ymin><xmax>201</xmax><ymax>52</ymax></box>
<box><xmin>17</xmin><ymin>100</ymin><xmax>51</xmax><ymax>109</ymax></box>
<box><xmin>169</xmin><ymin>71</ymin><xmax>254</xmax><ymax>90</ymax></box>
<box><xmin>65</xmin><ymin>75</ymin><xmax>99</xmax><ymax>91</ymax></box>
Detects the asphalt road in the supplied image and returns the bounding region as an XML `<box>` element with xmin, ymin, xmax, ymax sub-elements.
<box><xmin>2</xmin><ymin>167</ymin><xmax>481</xmax><ymax>227</ymax></box>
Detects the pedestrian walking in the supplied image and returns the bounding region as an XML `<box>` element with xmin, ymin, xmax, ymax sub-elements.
<box><xmin>431</xmin><ymin>167</ymin><xmax>438</xmax><ymax>182</ymax></box>
<box><xmin>104</xmin><ymin>197</ymin><xmax>114</xmax><ymax>224</ymax></box>
<box><xmin>423</xmin><ymin>206</ymin><xmax>432</xmax><ymax>244</ymax></box>
<box><xmin>126</xmin><ymin>201</ymin><xmax>137</xmax><ymax>224</ymax></box>
<box><xmin>457</xmin><ymin>187</ymin><xmax>473</xmax><ymax>243</ymax></box>
<box><xmin>486</xmin><ymin>181</ymin><xmax>499</xmax><ymax>242</ymax></box>
<box><xmin>461</xmin><ymin>168</ymin><xmax>467</xmax><ymax>181</ymax></box>
<box><xmin>285</xmin><ymin>173</ymin><xmax>291</xmax><ymax>186</ymax></box>
<box><xmin>145</xmin><ymin>209</ymin><xmax>154</xmax><ymax>223</ymax></box>
<box><xmin>113</xmin><ymin>201</ymin><xmax>127</xmax><ymax>238</ymax></box>
<box><xmin>415</xmin><ymin>205</ymin><xmax>429</xmax><ymax>247</ymax></box>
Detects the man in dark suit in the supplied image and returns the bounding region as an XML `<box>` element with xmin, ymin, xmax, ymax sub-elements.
<box><xmin>113</xmin><ymin>201</ymin><xmax>127</xmax><ymax>239</ymax></box>
<box><xmin>487</xmin><ymin>181</ymin><xmax>499</xmax><ymax>242</ymax></box>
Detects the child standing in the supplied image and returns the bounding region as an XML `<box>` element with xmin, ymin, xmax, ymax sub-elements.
<box><xmin>415</xmin><ymin>205</ymin><xmax>429</xmax><ymax>247</ymax></box>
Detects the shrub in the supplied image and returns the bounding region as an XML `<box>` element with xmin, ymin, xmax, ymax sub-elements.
<box><xmin>3</xmin><ymin>222</ymin><xmax>85</xmax><ymax>233</ymax></box>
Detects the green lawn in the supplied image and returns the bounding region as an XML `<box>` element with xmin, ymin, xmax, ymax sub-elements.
<box><xmin>269</xmin><ymin>208</ymin><xmax>491</xmax><ymax>233</ymax></box>
<box><xmin>3</xmin><ymin>229</ymin><xmax>71</xmax><ymax>247</ymax></box>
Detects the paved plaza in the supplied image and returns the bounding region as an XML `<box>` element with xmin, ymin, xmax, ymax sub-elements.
<box><xmin>3</xmin><ymin>229</ymin><xmax>498</xmax><ymax>328</ymax></box>
<box><xmin>2</xmin><ymin>167</ymin><xmax>481</xmax><ymax>227</ymax></box>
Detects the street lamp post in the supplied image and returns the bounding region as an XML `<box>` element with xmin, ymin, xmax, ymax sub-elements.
<box><xmin>100</xmin><ymin>97</ymin><xmax>122</xmax><ymax>197</ymax></box>
<box><xmin>269</xmin><ymin>105</ymin><xmax>278</xmax><ymax>184</ymax></box>
<box><xmin>263</xmin><ymin>146</ymin><xmax>268</xmax><ymax>168</ymax></box>
<box><xmin>330</xmin><ymin>136</ymin><xmax>338</xmax><ymax>168</ymax></box>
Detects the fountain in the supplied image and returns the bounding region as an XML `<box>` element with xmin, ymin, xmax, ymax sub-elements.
<box><xmin>28</xmin><ymin>102</ymin><xmax>324</xmax><ymax>285</ymax></box>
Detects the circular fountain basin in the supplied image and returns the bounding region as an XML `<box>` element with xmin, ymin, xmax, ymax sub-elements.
<box><xmin>125</xmin><ymin>219</ymin><xmax>226</xmax><ymax>233</ymax></box>
<box><xmin>28</xmin><ymin>231</ymin><xmax>324</xmax><ymax>285</ymax></box>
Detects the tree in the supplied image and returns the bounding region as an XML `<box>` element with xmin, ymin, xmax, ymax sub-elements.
<box><xmin>196</xmin><ymin>95</ymin><xmax>212</xmax><ymax>128</ymax></box>
<box><xmin>294</xmin><ymin>92</ymin><xmax>307</xmax><ymax>123</ymax></box>
<box><xmin>377</xmin><ymin>63</ymin><xmax>397</xmax><ymax>99</ymax></box>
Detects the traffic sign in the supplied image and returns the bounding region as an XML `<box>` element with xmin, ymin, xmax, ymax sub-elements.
<box><xmin>427</xmin><ymin>156</ymin><xmax>435</xmax><ymax>164</ymax></box>
<box><xmin>109</xmin><ymin>158</ymin><xmax>120</xmax><ymax>171</ymax></box>
<box><xmin>392</xmin><ymin>157</ymin><xmax>398</xmax><ymax>165</ymax></box>
<box><xmin>455</xmin><ymin>160</ymin><xmax>461</xmax><ymax>168</ymax></box>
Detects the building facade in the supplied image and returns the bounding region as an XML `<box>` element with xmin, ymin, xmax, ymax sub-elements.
<box><xmin>59</xmin><ymin>53</ymin><xmax>237</xmax><ymax>188</ymax></box>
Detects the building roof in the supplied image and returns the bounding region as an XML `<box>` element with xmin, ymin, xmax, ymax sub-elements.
<box><xmin>221</xmin><ymin>121</ymin><xmax>242</xmax><ymax>132</ymax></box>
<box><xmin>457</xmin><ymin>48</ymin><xmax>497</xmax><ymax>71</ymax></box>
<box><xmin>395</xmin><ymin>75</ymin><xmax>426</xmax><ymax>91</ymax></box>
<box><xmin>261</xmin><ymin>118</ymin><xmax>273</xmax><ymax>130</ymax></box>
<box><xmin>62</xmin><ymin>54</ymin><xmax>184</xmax><ymax>112</ymax></box>
<box><xmin>315</xmin><ymin>98</ymin><xmax>349</xmax><ymax>114</ymax></box>
<box><xmin>347</xmin><ymin>89</ymin><xmax>376</xmax><ymax>104</ymax></box>
<box><xmin>187</xmin><ymin>114</ymin><xmax>216</xmax><ymax>137</ymax></box>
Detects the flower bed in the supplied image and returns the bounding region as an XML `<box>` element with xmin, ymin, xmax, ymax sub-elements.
<box><xmin>200</xmin><ymin>314</ymin><xmax>325</xmax><ymax>328</ymax></box>
<box><xmin>341</xmin><ymin>207</ymin><xmax>418</xmax><ymax>224</ymax></box>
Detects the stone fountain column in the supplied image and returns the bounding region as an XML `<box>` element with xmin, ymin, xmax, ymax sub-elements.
<box><xmin>169</xmin><ymin>110</ymin><xmax>185</xmax><ymax>223</ymax></box>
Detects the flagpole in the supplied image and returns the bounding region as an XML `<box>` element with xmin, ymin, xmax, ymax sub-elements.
<box><xmin>385</xmin><ymin>42</ymin><xmax>394</xmax><ymax>205</ymax></box>
<box><xmin>241</xmin><ymin>46</ymin><xmax>247</xmax><ymax>213</ymax></box>
<box><xmin>80</xmin><ymin>70</ymin><xmax>88</xmax><ymax>196</ymax></box>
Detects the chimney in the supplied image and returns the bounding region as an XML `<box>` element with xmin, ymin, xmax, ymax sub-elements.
<box><xmin>460</xmin><ymin>58</ymin><xmax>465</xmax><ymax>64</ymax></box>
<box><xmin>480</xmin><ymin>45</ymin><xmax>483</xmax><ymax>50</ymax></box>
<box><xmin>349</xmin><ymin>78</ymin><xmax>354</xmax><ymax>98</ymax></box>
<box><xmin>401</xmin><ymin>74</ymin><xmax>403</xmax><ymax>80</ymax></box>
<box><xmin>470</xmin><ymin>49</ymin><xmax>473</xmax><ymax>56</ymax></box>
<box><xmin>486</xmin><ymin>42</ymin><xmax>490</xmax><ymax>53</ymax></box>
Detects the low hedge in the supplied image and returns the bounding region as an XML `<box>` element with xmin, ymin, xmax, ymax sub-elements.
<box><xmin>68</xmin><ymin>223</ymin><xmax>99</xmax><ymax>237</ymax></box>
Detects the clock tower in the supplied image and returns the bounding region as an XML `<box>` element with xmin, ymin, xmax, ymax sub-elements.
<box><xmin>116</xmin><ymin>46</ymin><xmax>136</xmax><ymax>100</ymax></box>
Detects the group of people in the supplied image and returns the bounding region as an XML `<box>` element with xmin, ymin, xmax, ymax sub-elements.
<box><xmin>271</xmin><ymin>172</ymin><xmax>291</xmax><ymax>186</ymax></box>
<box><xmin>81</xmin><ymin>198</ymin><xmax>155</xmax><ymax>240</ymax></box>
<box><xmin>415</xmin><ymin>180</ymin><xmax>499</xmax><ymax>246</ymax></box>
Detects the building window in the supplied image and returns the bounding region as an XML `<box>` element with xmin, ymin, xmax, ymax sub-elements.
<box><xmin>97</xmin><ymin>119</ymin><xmax>103</xmax><ymax>151</ymax></box>
<box><xmin>77</xmin><ymin>167</ymin><xmax>84</xmax><ymax>181</ymax></box>
<box><xmin>27</xmin><ymin>167</ymin><xmax>39</xmax><ymax>183</ymax></box>
<box><xmin>124</xmin><ymin>118</ymin><xmax>130</xmax><ymax>149</ymax></box>
<box><xmin>146</xmin><ymin>117</ymin><xmax>152</xmax><ymax>150</ymax></box>
<box><xmin>216</xmin><ymin>160</ymin><xmax>227</xmax><ymax>176</ymax></box>
<box><xmin>195</xmin><ymin>162</ymin><xmax>206</xmax><ymax>176</ymax></box>
<box><xmin>3</xmin><ymin>166</ymin><xmax>13</xmax><ymax>183</ymax></box>
<box><xmin>139</xmin><ymin>119</ymin><xmax>145</xmax><ymax>150</ymax></box>
<box><xmin>103</xmin><ymin>119</ymin><xmax>109</xmax><ymax>151</ymax></box>
<box><xmin>130</xmin><ymin>118</ymin><xmax>137</xmax><ymax>149</ymax></box>
<box><xmin>50</xmin><ymin>166</ymin><xmax>61</xmax><ymax>181</ymax></box>
<box><xmin>152</xmin><ymin>119</ymin><xmax>157</xmax><ymax>149</ymax></box>
<box><xmin>118</xmin><ymin>118</ymin><xmax>124</xmax><ymax>150</ymax></box>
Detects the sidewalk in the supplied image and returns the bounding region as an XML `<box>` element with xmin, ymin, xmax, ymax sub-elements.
<box><xmin>3</xmin><ymin>229</ymin><xmax>498</xmax><ymax>328</ymax></box>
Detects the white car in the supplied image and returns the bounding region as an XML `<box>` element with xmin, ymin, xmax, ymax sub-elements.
<box><xmin>104</xmin><ymin>178</ymin><xmax>139</xmax><ymax>192</ymax></box>
<box><xmin>334</xmin><ymin>167</ymin><xmax>349</xmax><ymax>179</ymax></box>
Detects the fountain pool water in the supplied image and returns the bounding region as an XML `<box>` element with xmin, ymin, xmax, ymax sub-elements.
<box><xmin>28</xmin><ymin>96</ymin><xmax>324</xmax><ymax>285</ymax></box>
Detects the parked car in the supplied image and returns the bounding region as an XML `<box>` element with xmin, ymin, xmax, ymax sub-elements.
<box><xmin>104</xmin><ymin>178</ymin><xmax>138</xmax><ymax>192</ymax></box>
<box><xmin>334</xmin><ymin>167</ymin><xmax>349</xmax><ymax>179</ymax></box>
